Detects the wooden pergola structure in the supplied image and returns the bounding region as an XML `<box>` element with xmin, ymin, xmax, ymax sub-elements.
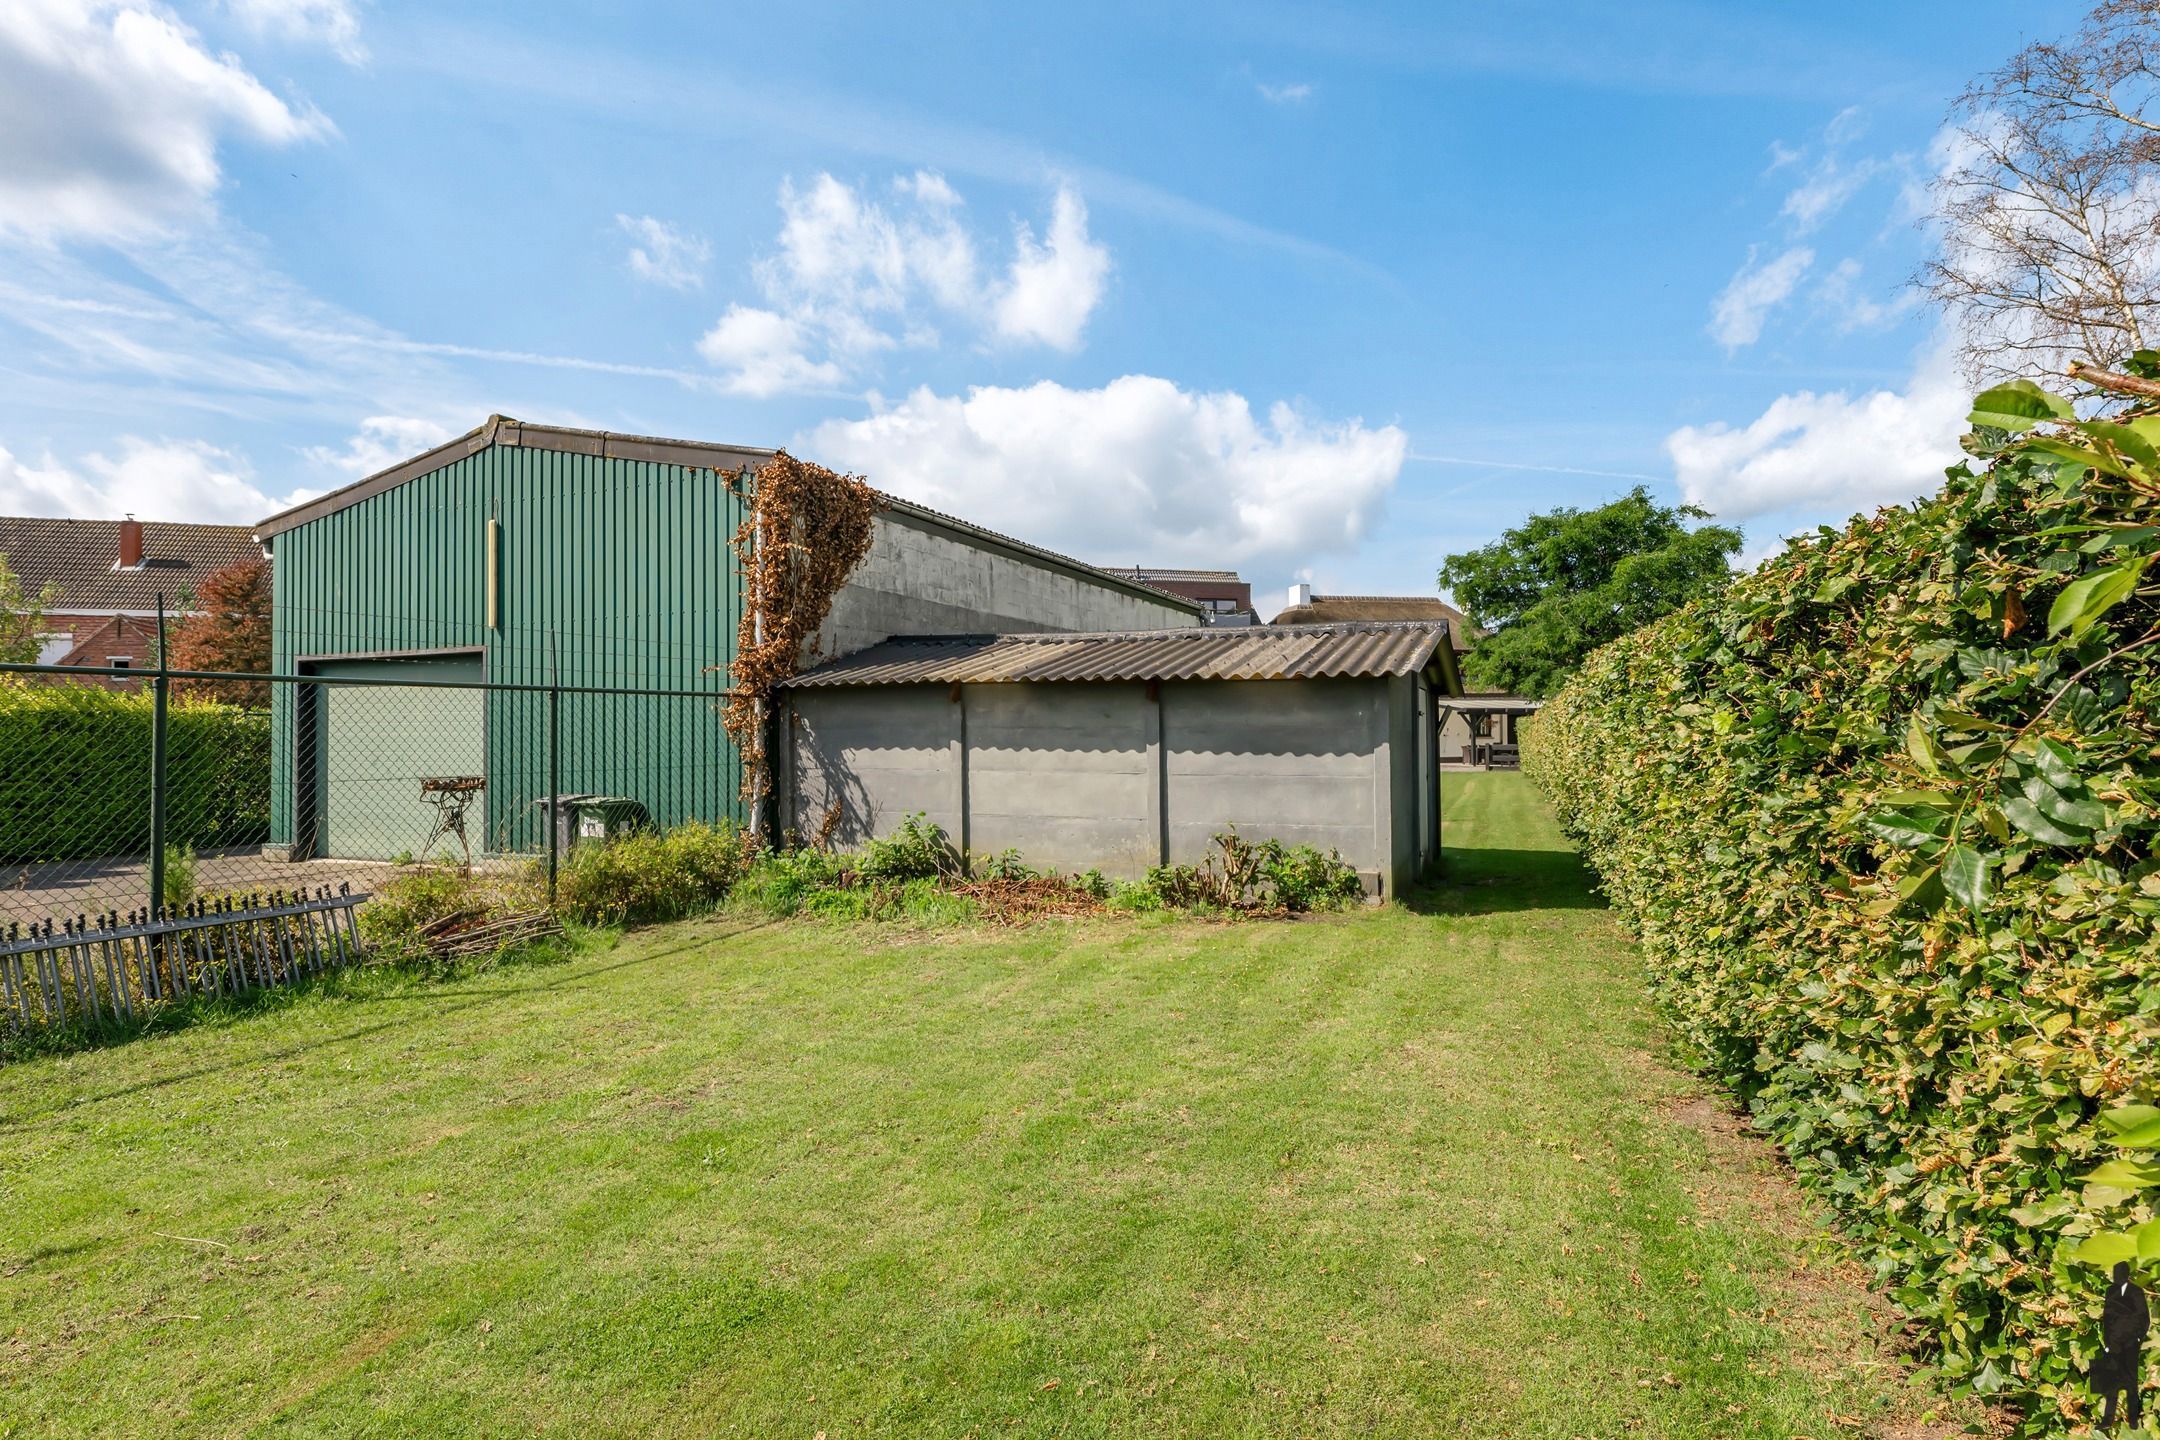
<box><xmin>1438</xmin><ymin>695</ymin><xmax>1542</xmax><ymax>771</ymax></box>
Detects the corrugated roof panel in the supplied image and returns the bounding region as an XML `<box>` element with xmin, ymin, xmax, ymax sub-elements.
<box><xmin>780</xmin><ymin>622</ymin><xmax>1454</xmax><ymax>689</ymax></box>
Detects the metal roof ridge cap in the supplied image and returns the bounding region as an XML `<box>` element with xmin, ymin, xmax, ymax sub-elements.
<box><xmin>494</xmin><ymin>416</ymin><xmax>777</xmax><ymax>458</ymax></box>
<box><xmin>255</xmin><ymin>416</ymin><xmax>504</xmax><ymax>537</ymax></box>
<box><xmin>255</xmin><ymin>414</ymin><xmax>783</xmax><ymax>539</ymax></box>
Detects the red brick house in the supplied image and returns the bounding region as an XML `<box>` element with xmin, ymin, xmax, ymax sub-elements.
<box><xmin>0</xmin><ymin>516</ymin><xmax>260</xmax><ymax>688</ymax></box>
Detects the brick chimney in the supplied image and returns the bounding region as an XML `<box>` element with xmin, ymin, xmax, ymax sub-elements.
<box><xmin>118</xmin><ymin>516</ymin><xmax>142</xmax><ymax>569</ymax></box>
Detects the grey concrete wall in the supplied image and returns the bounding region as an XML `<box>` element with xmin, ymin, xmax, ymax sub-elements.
<box><xmin>965</xmin><ymin>684</ymin><xmax>1158</xmax><ymax>875</ymax></box>
<box><xmin>781</xmin><ymin>676</ymin><xmax>1435</xmax><ymax>894</ymax></box>
<box><xmin>1161</xmin><ymin>679</ymin><xmax>1391</xmax><ymax>883</ymax></box>
<box><xmin>1384</xmin><ymin>674</ymin><xmax>1417</xmax><ymax>895</ymax></box>
<box><xmin>782</xmin><ymin>688</ymin><xmax>960</xmax><ymax>848</ymax></box>
<box><xmin>1416</xmin><ymin>678</ymin><xmax>1439</xmax><ymax>870</ymax></box>
<box><xmin>817</xmin><ymin>510</ymin><xmax>1197</xmax><ymax>661</ymax></box>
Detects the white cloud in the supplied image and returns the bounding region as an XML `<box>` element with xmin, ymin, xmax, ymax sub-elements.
<box><xmin>0</xmin><ymin>0</ymin><xmax>333</xmax><ymax>242</ymax></box>
<box><xmin>301</xmin><ymin>415</ymin><xmax>456</xmax><ymax>477</ymax></box>
<box><xmin>1664</xmin><ymin>338</ymin><xmax>1966</xmax><ymax>523</ymax></box>
<box><xmin>222</xmin><ymin>0</ymin><xmax>365</xmax><ymax>64</ymax></box>
<box><xmin>698</xmin><ymin>172</ymin><xmax>1110</xmax><ymax>395</ymax></box>
<box><xmin>1822</xmin><ymin>104</ymin><xmax>1867</xmax><ymax>148</ymax></box>
<box><xmin>802</xmin><ymin>375</ymin><xmax>1405</xmax><ymax>576</ymax></box>
<box><xmin>1815</xmin><ymin>257</ymin><xmax>1922</xmax><ymax>332</ymax></box>
<box><xmin>0</xmin><ymin>436</ymin><xmax>318</xmax><ymax>524</ymax></box>
<box><xmin>696</xmin><ymin>304</ymin><xmax>844</xmax><ymax>398</ymax></box>
<box><xmin>1257</xmin><ymin>80</ymin><xmax>1314</xmax><ymax>104</ymax></box>
<box><xmin>1709</xmin><ymin>245</ymin><xmax>1813</xmax><ymax>349</ymax></box>
<box><xmin>1780</xmin><ymin>157</ymin><xmax>1882</xmax><ymax>233</ymax></box>
<box><xmin>616</xmin><ymin>213</ymin><xmax>710</xmax><ymax>291</ymax></box>
<box><xmin>993</xmin><ymin>186</ymin><xmax>1110</xmax><ymax>350</ymax></box>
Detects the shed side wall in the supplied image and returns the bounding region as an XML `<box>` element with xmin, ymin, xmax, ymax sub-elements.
<box><xmin>784</xmin><ymin>689</ymin><xmax>962</xmax><ymax>848</ymax></box>
<box><xmin>818</xmin><ymin>511</ymin><xmax>1197</xmax><ymax>662</ymax></box>
<box><xmin>1161</xmin><ymin>679</ymin><xmax>1389</xmax><ymax>882</ymax></box>
<box><xmin>964</xmin><ymin>683</ymin><xmax>1155</xmax><ymax>875</ymax></box>
<box><xmin>781</xmin><ymin>677</ymin><xmax>1401</xmax><ymax>891</ymax></box>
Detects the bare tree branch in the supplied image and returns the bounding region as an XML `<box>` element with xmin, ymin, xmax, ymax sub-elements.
<box><xmin>1927</xmin><ymin>2</ymin><xmax>2160</xmax><ymax>383</ymax></box>
<box><xmin>2070</xmin><ymin>359</ymin><xmax>2160</xmax><ymax>396</ymax></box>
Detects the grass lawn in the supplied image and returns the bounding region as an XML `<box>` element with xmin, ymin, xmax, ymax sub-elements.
<box><xmin>0</xmin><ymin>774</ymin><xmax>1956</xmax><ymax>1438</ymax></box>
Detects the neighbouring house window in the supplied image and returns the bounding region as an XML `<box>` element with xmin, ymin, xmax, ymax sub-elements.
<box><xmin>108</xmin><ymin>656</ymin><xmax>133</xmax><ymax>669</ymax></box>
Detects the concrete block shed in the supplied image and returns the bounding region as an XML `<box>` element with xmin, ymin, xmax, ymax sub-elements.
<box><xmin>775</xmin><ymin>623</ymin><xmax>1465</xmax><ymax>896</ymax></box>
<box><xmin>250</xmin><ymin>416</ymin><xmax>1199</xmax><ymax>860</ymax></box>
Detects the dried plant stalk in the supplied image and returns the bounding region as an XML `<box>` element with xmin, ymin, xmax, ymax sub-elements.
<box><xmin>722</xmin><ymin>452</ymin><xmax>881</xmax><ymax>810</ymax></box>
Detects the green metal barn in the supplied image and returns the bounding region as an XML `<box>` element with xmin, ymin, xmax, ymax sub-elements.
<box><xmin>253</xmin><ymin>416</ymin><xmax>1199</xmax><ymax>862</ymax></box>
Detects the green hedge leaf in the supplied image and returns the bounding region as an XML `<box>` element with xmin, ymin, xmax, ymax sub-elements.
<box><xmin>1969</xmin><ymin>380</ymin><xmax>2075</xmax><ymax>432</ymax></box>
<box><xmin>1942</xmin><ymin>843</ymin><xmax>1992</xmax><ymax>910</ymax></box>
<box><xmin>2075</xmin><ymin>1231</ymin><xmax>2142</xmax><ymax>1268</ymax></box>
<box><xmin>2049</xmin><ymin>555</ymin><xmax>2150</xmax><ymax>637</ymax></box>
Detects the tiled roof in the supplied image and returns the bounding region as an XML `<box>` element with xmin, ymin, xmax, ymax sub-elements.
<box><xmin>1116</xmin><ymin>566</ymin><xmax>1242</xmax><ymax>582</ymax></box>
<box><xmin>0</xmin><ymin>517</ymin><xmax>259</xmax><ymax>612</ymax></box>
<box><xmin>781</xmin><ymin>622</ymin><xmax>1461</xmax><ymax>689</ymax></box>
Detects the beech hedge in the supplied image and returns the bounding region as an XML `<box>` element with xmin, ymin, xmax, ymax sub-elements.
<box><xmin>0</xmin><ymin>681</ymin><xmax>270</xmax><ymax>865</ymax></box>
<box><xmin>1525</xmin><ymin>377</ymin><xmax>2160</xmax><ymax>1432</ymax></box>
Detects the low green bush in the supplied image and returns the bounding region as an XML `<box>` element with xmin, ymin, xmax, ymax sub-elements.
<box><xmin>1525</xmin><ymin>373</ymin><xmax>2160</xmax><ymax>1430</ymax></box>
<box><xmin>355</xmin><ymin>863</ymin><xmax>564</xmax><ymax>971</ymax></box>
<box><xmin>725</xmin><ymin>846</ymin><xmax>848</xmax><ymax>917</ymax></box>
<box><xmin>0</xmin><ymin>681</ymin><xmax>268</xmax><ymax>864</ymax></box>
<box><xmin>160</xmin><ymin>844</ymin><xmax>198</xmax><ymax>912</ymax></box>
<box><xmin>1136</xmin><ymin>831</ymin><xmax>1363</xmax><ymax>913</ymax></box>
<box><xmin>978</xmin><ymin>848</ymin><xmax>1036</xmax><ymax>882</ymax></box>
<box><xmin>556</xmin><ymin>819</ymin><xmax>749</xmax><ymax>924</ymax></box>
<box><xmin>359</xmin><ymin>867</ymin><xmax>507</xmax><ymax>964</ymax></box>
<box><xmin>856</xmin><ymin>811</ymin><xmax>962</xmax><ymax>881</ymax></box>
<box><xmin>556</xmin><ymin>813</ymin><xmax>1357</xmax><ymax>929</ymax></box>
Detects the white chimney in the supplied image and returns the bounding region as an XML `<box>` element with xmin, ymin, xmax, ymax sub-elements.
<box><xmin>1287</xmin><ymin>581</ymin><xmax>1311</xmax><ymax>609</ymax></box>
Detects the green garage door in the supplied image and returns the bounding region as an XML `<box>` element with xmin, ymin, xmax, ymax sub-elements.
<box><xmin>311</xmin><ymin>654</ymin><xmax>486</xmax><ymax>861</ymax></box>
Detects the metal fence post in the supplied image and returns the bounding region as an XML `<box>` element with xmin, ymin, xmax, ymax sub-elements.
<box><xmin>547</xmin><ymin>683</ymin><xmax>561</xmax><ymax>906</ymax></box>
<box><xmin>148</xmin><ymin>595</ymin><xmax>170</xmax><ymax>920</ymax></box>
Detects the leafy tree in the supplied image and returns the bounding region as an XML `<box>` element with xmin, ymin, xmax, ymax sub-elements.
<box><xmin>1438</xmin><ymin>487</ymin><xmax>1739</xmax><ymax>697</ymax></box>
<box><xmin>168</xmin><ymin>558</ymin><xmax>272</xmax><ymax>706</ymax></box>
<box><xmin>0</xmin><ymin>552</ymin><xmax>59</xmax><ymax>665</ymax></box>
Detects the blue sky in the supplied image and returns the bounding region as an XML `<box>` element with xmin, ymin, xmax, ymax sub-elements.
<box><xmin>0</xmin><ymin>0</ymin><xmax>2081</xmax><ymax>614</ymax></box>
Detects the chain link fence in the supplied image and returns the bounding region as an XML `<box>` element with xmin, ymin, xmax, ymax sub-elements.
<box><xmin>0</xmin><ymin>661</ymin><xmax>741</xmax><ymax>934</ymax></box>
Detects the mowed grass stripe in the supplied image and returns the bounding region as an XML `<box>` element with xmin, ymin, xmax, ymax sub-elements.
<box><xmin>0</xmin><ymin>775</ymin><xmax>1958</xmax><ymax>1438</ymax></box>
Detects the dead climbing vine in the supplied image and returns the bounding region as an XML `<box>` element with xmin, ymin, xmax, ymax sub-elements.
<box><xmin>721</xmin><ymin>451</ymin><xmax>881</xmax><ymax>806</ymax></box>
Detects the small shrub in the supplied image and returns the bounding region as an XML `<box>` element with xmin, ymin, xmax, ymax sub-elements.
<box><xmin>857</xmin><ymin>812</ymin><xmax>961</xmax><ymax>881</ymax></box>
<box><xmin>557</xmin><ymin>820</ymin><xmax>749</xmax><ymax>924</ymax></box>
<box><xmin>727</xmin><ymin>847</ymin><xmax>848</xmax><ymax>918</ymax></box>
<box><xmin>358</xmin><ymin>866</ymin><xmax>499</xmax><ymax>964</ymax></box>
<box><xmin>1105</xmin><ymin>878</ymin><xmax>1166</xmax><ymax>912</ymax></box>
<box><xmin>978</xmin><ymin>848</ymin><xmax>1036</xmax><ymax>882</ymax></box>
<box><xmin>1133</xmin><ymin>832</ymin><xmax>1362</xmax><ymax>913</ymax></box>
<box><xmin>1259</xmin><ymin>842</ymin><xmax>1363</xmax><ymax>911</ymax></box>
<box><xmin>160</xmin><ymin>844</ymin><xmax>198</xmax><ymax>912</ymax></box>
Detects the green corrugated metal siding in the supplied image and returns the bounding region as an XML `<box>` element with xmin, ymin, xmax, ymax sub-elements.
<box><xmin>270</xmin><ymin>444</ymin><xmax>749</xmax><ymax>857</ymax></box>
